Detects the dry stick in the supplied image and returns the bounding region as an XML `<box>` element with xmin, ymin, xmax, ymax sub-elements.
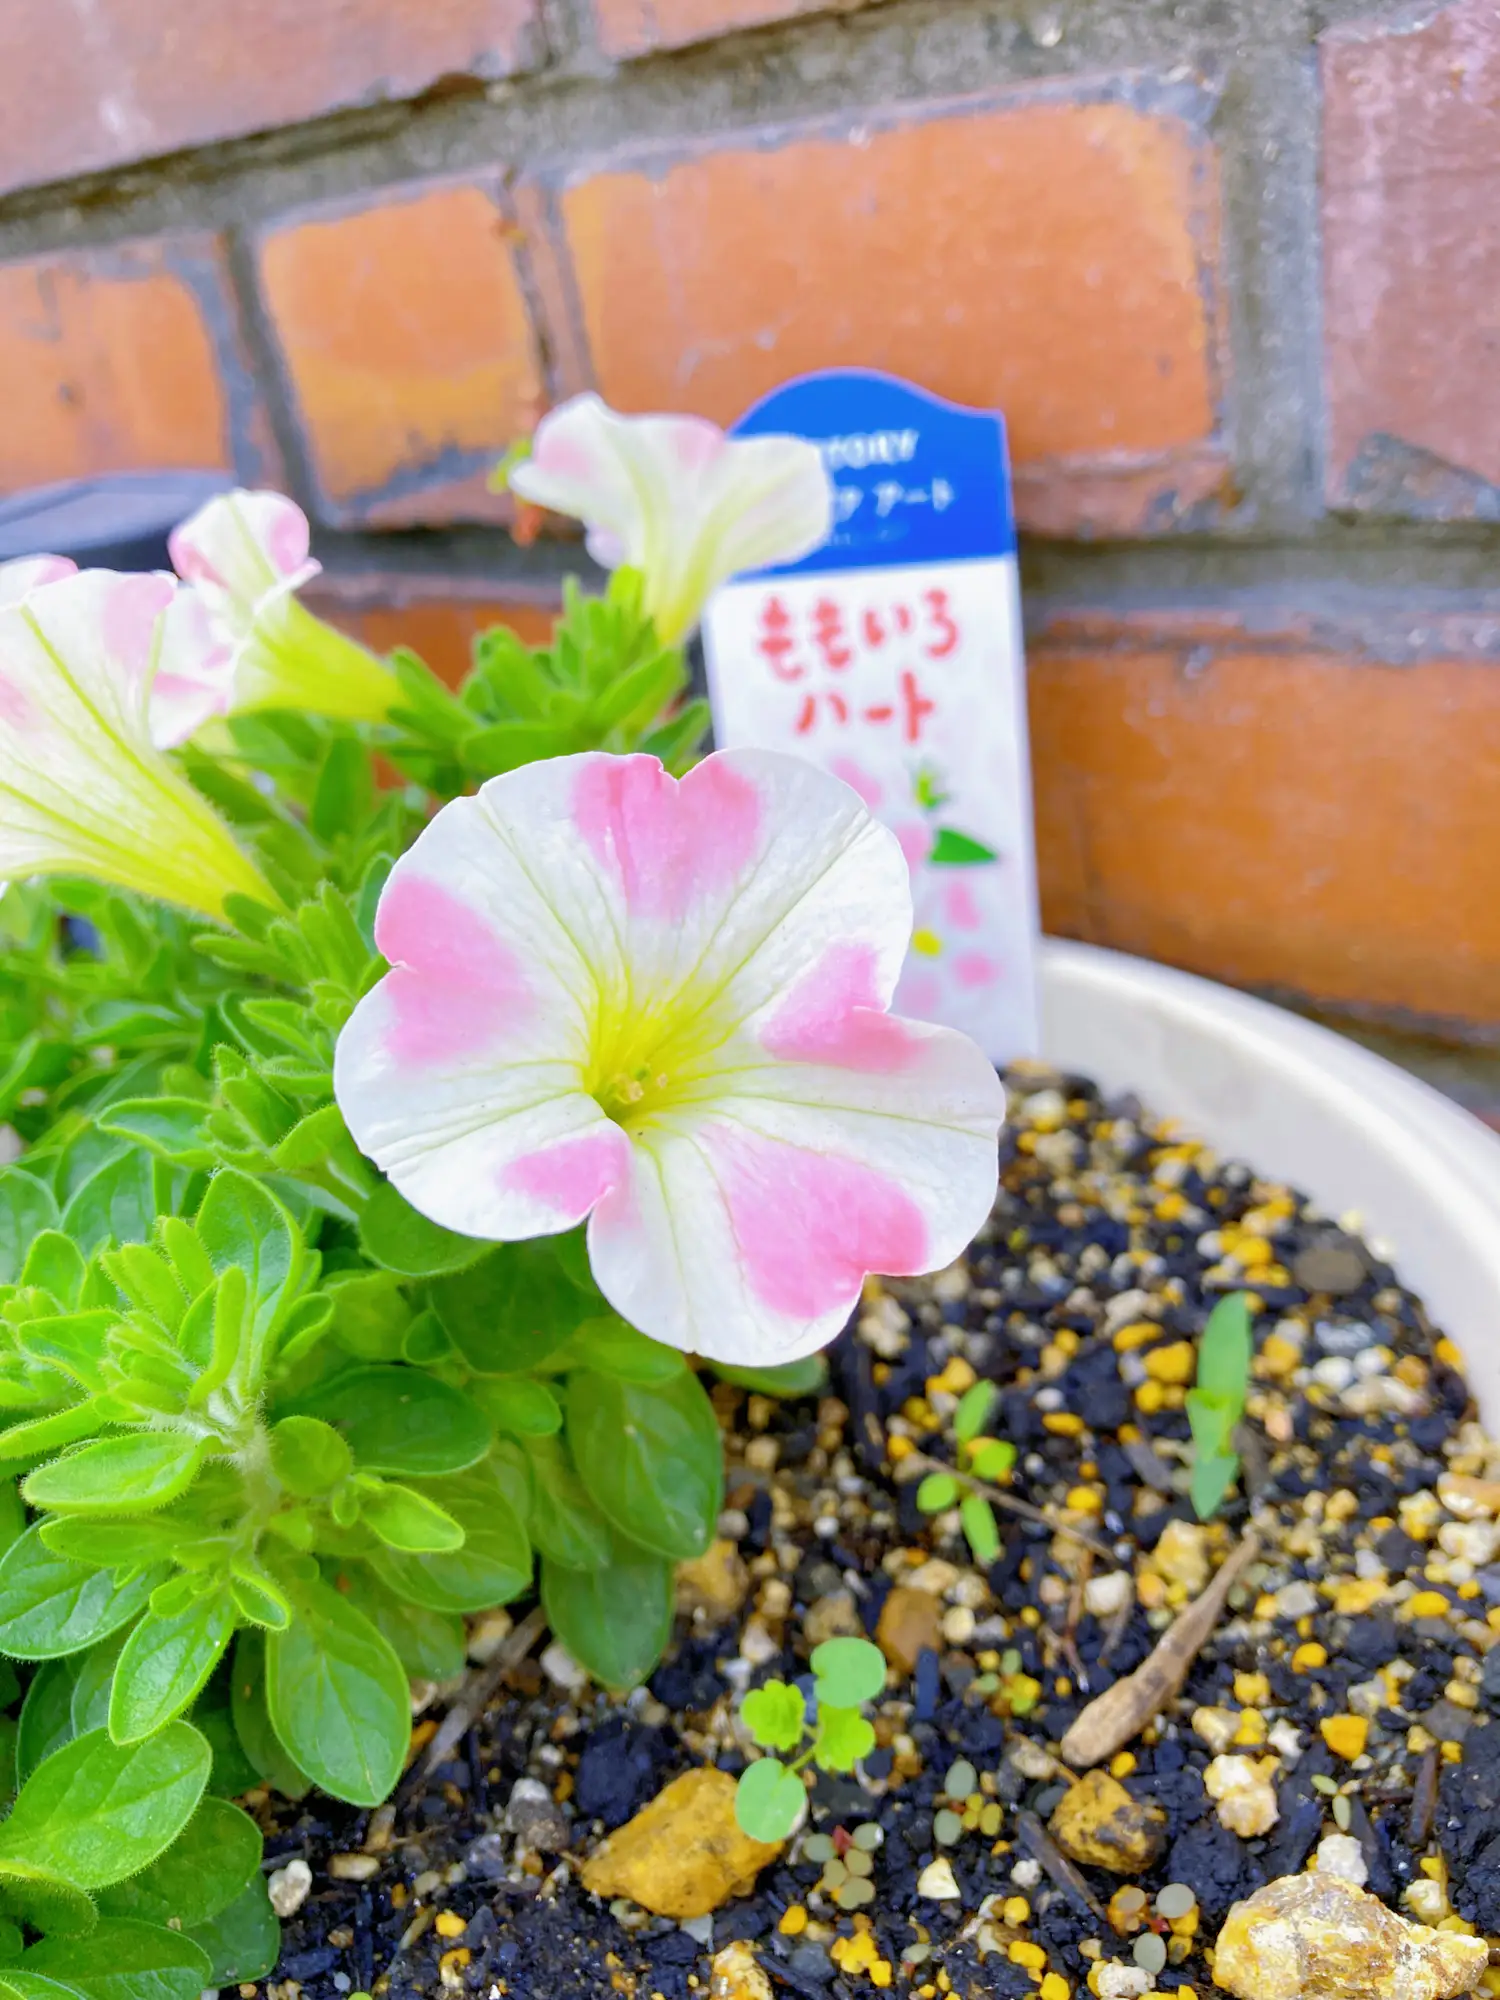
<box><xmin>1059</xmin><ymin>1527</ymin><xmax>1260</xmax><ymax>1769</ymax></box>
<box><xmin>1408</xmin><ymin>1746</ymin><xmax>1439</xmax><ymax>1851</ymax></box>
<box><xmin>414</xmin><ymin>1604</ymin><xmax>549</xmax><ymax>1788</ymax></box>
<box><xmin>904</xmin><ymin>1452</ymin><xmax>1119</xmax><ymax>1564</ymax></box>
<box><xmin>1015</xmin><ymin>1810</ymin><xmax>1105</xmax><ymax>1921</ymax></box>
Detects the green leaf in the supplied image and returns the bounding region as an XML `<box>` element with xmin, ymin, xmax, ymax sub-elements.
<box><xmin>292</xmin><ymin>1366</ymin><xmax>490</xmax><ymax>1476</ymax></box>
<box><xmin>60</xmin><ymin>1152</ymin><xmax>157</xmax><ymax>1259</ymax></box>
<box><xmin>0</xmin><ymin>1176</ymin><xmax>60</xmax><ymax>1286</ymax></box>
<box><xmin>1196</xmin><ymin>1292</ymin><xmax>1253</xmax><ymax>1408</ymax></box>
<box><xmin>194</xmin><ymin>1172</ymin><xmax>301</xmax><ymax>1348</ymax></box>
<box><xmin>813</xmin><ymin>1707</ymin><xmax>875</xmax><ymax>1774</ymax></box>
<box><xmin>184</xmin><ymin>1874</ymin><xmax>279</xmax><ymax>1985</ymax></box>
<box><xmin>25</xmin><ymin>1433</ymin><xmax>205</xmax><ymax>1516</ymax></box>
<box><xmin>357</xmin><ymin>1182</ymin><xmax>489</xmax><ymax>1278</ymax></box>
<box><xmin>20</xmin><ymin>1234</ymin><xmax>85</xmax><ymax>1308</ymax></box>
<box><xmin>471</xmin><ymin>1377</ymin><xmax>562</xmax><ymax>1439</ymax></box>
<box><xmin>269</xmin><ymin>1415</ymin><xmax>353</xmax><ymax>1496</ymax></box>
<box><xmin>733</xmin><ymin>1758</ymin><xmax>803</xmax><ymax>1843</ymax></box>
<box><xmin>960</xmin><ymin>1492</ymin><xmax>1001</xmax><ymax>1566</ymax></box>
<box><xmin>0</xmin><ymin>1724</ymin><xmax>209</xmax><ymax>1888</ymax></box>
<box><xmin>916</xmin><ymin>1473</ymin><xmax>959</xmax><ymax>1513</ymax></box>
<box><xmin>359</xmin><ymin>1481</ymin><xmax>465</xmax><ymax>1554</ymax></box>
<box><xmin>1190</xmin><ymin>1450</ymin><xmax>1240</xmax><ymax>1523</ymax></box>
<box><xmin>541</xmin><ymin>1543</ymin><xmax>672</xmax><ymax>1690</ymax></box>
<box><xmin>928</xmin><ymin>828</ymin><xmax>999</xmax><ymax>866</ymax></box>
<box><xmin>0</xmin><ymin>1920</ymin><xmax>19</xmax><ymax>1965</ymax></box>
<box><xmin>326</xmin><ymin>1271</ymin><xmax>410</xmax><ymax>1362</ymax></box>
<box><xmin>1186</xmin><ymin>1387</ymin><xmax>1236</xmax><ymax>1462</ymax></box>
<box><xmin>95</xmin><ymin>1101</ymin><xmax>214</xmax><ymax>1170</ymax></box>
<box><xmin>967</xmin><ymin>1438</ymin><xmax>1018</xmax><ymax>1482</ymax></box>
<box><xmin>17</xmin><ymin>1661</ymin><xmax>78</xmax><ymax>1783</ymax></box>
<box><xmin>0</xmin><ymin>1861</ymin><xmax>96</xmax><ymax>1940</ymax></box>
<box><xmin>265</xmin><ymin>1579</ymin><xmax>408</xmax><ymax>1807</ymax></box>
<box><xmin>523</xmin><ymin>1438</ymin><xmax>612</xmax><ymax>1571</ymax></box>
<box><xmin>338</xmin><ymin>1565</ymin><xmax>465</xmax><ymax>1681</ymax></box>
<box><xmin>809</xmin><ymin>1637</ymin><xmax>885</xmax><ymax>1709</ymax></box>
<box><xmin>740</xmin><ymin>1680</ymin><xmax>805</xmax><ymax>1753</ymax></box>
<box><xmin>0</xmin><ymin>1529</ymin><xmax>163</xmax><ymax>1659</ymax></box>
<box><xmin>430</xmin><ymin>1241</ymin><xmax>591</xmax><ymax>1374</ymax></box>
<box><xmin>559</xmin><ymin>1315</ymin><xmax>686</xmax><ymax>1384</ymax></box>
<box><xmin>192</xmin><ymin>1693</ymin><xmax>264</xmax><ymax>1799</ymax></box>
<box><xmin>70</xmin><ymin>1634</ymin><xmax>128</xmax><ymax>1736</ymax></box>
<box><xmin>711</xmin><ymin>1356</ymin><xmax>827</xmax><ymax>1398</ymax></box>
<box><xmin>98</xmin><ymin>1797</ymin><xmax>260</xmax><ymax>1929</ymax></box>
<box><xmin>108</xmin><ymin>1595</ymin><xmax>235</xmax><ymax>1744</ymax></box>
<box><xmin>567</xmin><ymin>1369</ymin><xmax>721</xmax><ymax>1561</ymax></box>
<box><xmin>22</xmin><ymin>1917</ymin><xmax>212</xmax><ymax>2000</ymax></box>
<box><xmin>228</xmin><ymin>1632</ymin><xmax>308</xmax><ymax>1800</ymax></box>
<box><xmin>310</xmin><ymin>734</ymin><xmax>374</xmax><ymax>843</ymax></box>
<box><xmin>953</xmin><ymin>1378</ymin><xmax>998</xmax><ymax>1443</ymax></box>
<box><xmin>37</xmin><ymin>1519</ymin><xmax>181</xmax><ymax>1569</ymax></box>
<box><xmin>366</xmin><ymin>1464</ymin><xmax>531</xmax><ymax>1613</ymax></box>
<box><xmin>0</xmin><ymin>1404</ymin><xmax>110</xmax><ymax>1469</ymax></box>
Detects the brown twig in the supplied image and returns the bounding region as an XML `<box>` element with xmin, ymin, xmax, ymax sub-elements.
<box><xmin>904</xmin><ymin>1452</ymin><xmax>1120</xmax><ymax>1564</ymax></box>
<box><xmin>1015</xmin><ymin>1810</ymin><xmax>1104</xmax><ymax>1920</ymax></box>
<box><xmin>1059</xmin><ymin>1528</ymin><xmax>1260</xmax><ymax>1768</ymax></box>
<box><xmin>1408</xmin><ymin>1746</ymin><xmax>1439</xmax><ymax>1850</ymax></box>
<box><xmin>1097</xmin><ymin>1588</ymin><xmax>1135</xmax><ymax>1669</ymax></box>
<box><xmin>414</xmin><ymin>1604</ymin><xmax>548</xmax><ymax>1787</ymax></box>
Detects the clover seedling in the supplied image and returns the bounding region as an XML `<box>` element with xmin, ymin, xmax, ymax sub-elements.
<box><xmin>735</xmin><ymin>1636</ymin><xmax>886</xmax><ymax>1841</ymax></box>
<box><xmin>1187</xmin><ymin>1291</ymin><xmax>1253</xmax><ymax>1519</ymax></box>
<box><xmin>915</xmin><ymin>1377</ymin><xmax>1014</xmax><ymax>1565</ymax></box>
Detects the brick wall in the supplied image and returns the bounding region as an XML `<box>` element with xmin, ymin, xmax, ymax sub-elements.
<box><xmin>4</xmin><ymin>0</ymin><xmax>1499</xmax><ymax>1068</ymax></box>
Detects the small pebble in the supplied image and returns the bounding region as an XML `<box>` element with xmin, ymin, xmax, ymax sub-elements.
<box><xmin>944</xmin><ymin>1759</ymin><xmax>977</xmax><ymax>1800</ymax></box>
<box><xmin>1155</xmin><ymin>1883</ymin><xmax>1196</xmax><ymax>1920</ymax></box>
<box><xmin>1133</xmin><ymin>1933</ymin><xmax>1167</xmax><ymax>1975</ymax></box>
<box><xmin>932</xmin><ymin>1809</ymin><xmax>964</xmax><ymax>1846</ymax></box>
<box><xmin>802</xmin><ymin>1834</ymin><xmax>835</xmax><ymax>1864</ymax></box>
<box><xmin>328</xmin><ymin>1853</ymin><xmax>381</xmax><ymax>1882</ymax></box>
<box><xmin>852</xmin><ymin>1822</ymin><xmax>883</xmax><ymax>1851</ymax></box>
<box><xmin>917</xmin><ymin>1856</ymin><xmax>961</xmax><ymax>1899</ymax></box>
<box><xmin>268</xmin><ymin>1859</ymin><xmax>313</xmax><ymax>1918</ymax></box>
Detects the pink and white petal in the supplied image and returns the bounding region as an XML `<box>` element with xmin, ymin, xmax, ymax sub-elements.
<box><xmin>169</xmin><ymin>489</ymin><xmax>319</xmax><ymax>603</ymax></box>
<box><xmin>548</xmin><ymin>747</ymin><xmax>912</xmax><ymax>1016</ymax></box>
<box><xmin>586</xmin><ymin>1118</ymin><xmax>919</xmax><ymax>1363</ymax></box>
<box><xmin>509</xmin><ymin>396</ymin><xmax>659</xmax><ymax>559</ymax></box>
<box><xmin>18</xmin><ymin>570</ymin><xmax>174</xmax><ymax>737</ymax></box>
<box><xmin>337</xmin><ymin>1017</ymin><xmax>629</xmax><ymax>1240</ymax></box>
<box><xmin>373</xmin><ymin>782</ymin><xmax>625</xmax><ymax>1046</ymax></box>
<box><xmin>0</xmin><ymin>556</ymin><xmax>76</xmax><ymax>607</ymax></box>
<box><xmin>150</xmin><ymin>587</ymin><xmax>235</xmax><ymax>747</ymax></box>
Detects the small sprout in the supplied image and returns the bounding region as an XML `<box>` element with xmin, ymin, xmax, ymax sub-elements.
<box><xmin>742</xmin><ymin>1679</ymin><xmax>806</xmax><ymax>1753</ymax></box>
<box><xmin>953</xmin><ymin>1378</ymin><xmax>998</xmax><ymax>1443</ymax></box>
<box><xmin>735</xmin><ymin>1637</ymin><xmax>887</xmax><ymax>1840</ymax></box>
<box><xmin>959</xmin><ymin>1492</ymin><xmax>1001</xmax><ymax>1565</ymax></box>
<box><xmin>917</xmin><ymin>1472</ymin><xmax>961</xmax><ymax>1513</ymax></box>
<box><xmin>1187</xmin><ymin>1292</ymin><xmax>1253</xmax><ymax>1520</ymax></box>
<box><xmin>966</xmin><ymin>1437</ymin><xmax>1017</xmax><ymax>1482</ymax></box>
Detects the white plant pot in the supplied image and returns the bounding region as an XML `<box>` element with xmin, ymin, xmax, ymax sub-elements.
<box><xmin>1038</xmin><ymin>938</ymin><xmax>1500</xmax><ymax>1422</ymax></box>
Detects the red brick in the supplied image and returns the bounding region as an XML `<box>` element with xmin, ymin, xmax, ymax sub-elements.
<box><xmin>0</xmin><ymin>233</ymin><xmax>277</xmax><ymax>497</ymax></box>
<box><xmin>256</xmin><ymin>179</ymin><xmax>545</xmax><ymax>527</ymax></box>
<box><xmin>1322</xmin><ymin>0</ymin><xmax>1500</xmax><ymax>517</ymax></box>
<box><xmin>528</xmin><ymin>89</ymin><xmax>1230</xmax><ymax>537</ymax></box>
<box><xmin>305</xmin><ymin>571</ymin><xmax>560</xmax><ymax>688</ymax></box>
<box><xmin>0</xmin><ymin>2</ymin><xmax>542</xmax><ymax>200</ymax></box>
<box><xmin>1028</xmin><ymin>606</ymin><xmax>1500</xmax><ymax>1031</ymax></box>
<box><xmin>592</xmin><ymin>0</ymin><xmax>849</xmax><ymax>59</ymax></box>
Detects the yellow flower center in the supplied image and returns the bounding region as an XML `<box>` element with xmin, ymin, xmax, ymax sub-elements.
<box><xmin>583</xmin><ymin>973</ymin><xmax>738</xmax><ymax>1133</ymax></box>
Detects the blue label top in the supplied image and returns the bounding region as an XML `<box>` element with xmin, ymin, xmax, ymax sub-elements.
<box><xmin>731</xmin><ymin>368</ymin><xmax>1016</xmax><ymax>577</ymax></box>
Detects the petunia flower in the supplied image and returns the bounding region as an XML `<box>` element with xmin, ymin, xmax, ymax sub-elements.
<box><xmin>159</xmin><ymin>489</ymin><xmax>399</xmax><ymax>745</ymax></box>
<box><xmin>0</xmin><ymin>567</ymin><xmax>274</xmax><ymax>919</ymax></box>
<box><xmin>508</xmin><ymin>395</ymin><xmax>833</xmax><ymax>646</ymax></box>
<box><xmin>0</xmin><ymin>555</ymin><xmax>78</xmax><ymax>607</ymax></box>
<box><xmin>333</xmin><ymin>749</ymin><xmax>1003</xmax><ymax>1362</ymax></box>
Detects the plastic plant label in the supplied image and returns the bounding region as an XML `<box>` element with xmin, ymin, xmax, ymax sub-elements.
<box><xmin>702</xmin><ymin>368</ymin><xmax>1039</xmax><ymax>1061</ymax></box>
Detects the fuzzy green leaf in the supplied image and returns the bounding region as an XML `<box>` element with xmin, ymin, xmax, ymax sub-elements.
<box><xmin>960</xmin><ymin>1492</ymin><xmax>1002</xmax><ymax>1566</ymax></box>
<box><xmin>567</xmin><ymin>1369</ymin><xmax>720</xmax><ymax>1562</ymax></box>
<box><xmin>733</xmin><ymin>1758</ymin><xmax>803</xmax><ymax>1843</ymax></box>
<box><xmin>0</xmin><ymin>1176</ymin><xmax>60</xmax><ymax>1287</ymax></box>
<box><xmin>0</xmin><ymin>1723</ymin><xmax>209</xmax><ymax>1889</ymax></box>
<box><xmin>25</xmin><ymin>1434</ymin><xmax>204</xmax><ymax>1516</ymax></box>
<box><xmin>108</xmin><ymin>1595</ymin><xmax>235</xmax><ymax>1744</ymax></box>
<box><xmin>98</xmin><ymin>1798</ymin><xmax>260</xmax><ymax>1930</ymax></box>
<box><xmin>0</xmin><ymin>1528</ymin><xmax>163</xmax><ymax>1660</ymax></box>
<box><xmin>916</xmin><ymin>1473</ymin><xmax>960</xmax><ymax>1514</ymax></box>
<box><xmin>813</xmin><ymin>1707</ymin><xmax>875</xmax><ymax>1774</ymax></box>
<box><xmin>541</xmin><ymin>1541</ymin><xmax>672</xmax><ymax>1690</ymax></box>
<box><xmin>184</xmin><ymin>1874</ymin><xmax>279</xmax><ymax>1985</ymax></box>
<box><xmin>367</xmin><ymin>1465</ymin><xmax>531</xmax><ymax>1613</ymax></box>
<box><xmin>22</xmin><ymin>1916</ymin><xmax>213</xmax><ymax>2000</ymax></box>
<box><xmin>359</xmin><ymin>1481</ymin><xmax>465</xmax><ymax>1554</ymax></box>
<box><xmin>740</xmin><ymin>1681</ymin><xmax>805</xmax><ymax>1753</ymax></box>
<box><xmin>810</xmin><ymin>1637</ymin><xmax>885</xmax><ymax>1710</ymax></box>
<box><xmin>291</xmin><ymin>1366</ymin><xmax>491</xmax><ymax>1477</ymax></box>
<box><xmin>953</xmin><ymin>1379</ymin><xmax>998</xmax><ymax>1443</ymax></box>
<box><xmin>1196</xmin><ymin>1292</ymin><xmax>1253</xmax><ymax>1409</ymax></box>
<box><xmin>265</xmin><ymin>1580</ymin><xmax>409</xmax><ymax>1807</ymax></box>
<box><xmin>356</xmin><ymin>1181</ymin><xmax>490</xmax><ymax>1279</ymax></box>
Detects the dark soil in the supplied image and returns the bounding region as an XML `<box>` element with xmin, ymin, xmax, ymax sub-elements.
<box><xmin>256</xmin><ymin>1066</ymin><xmax>1500</xmax><ymax>2000</ymax></box>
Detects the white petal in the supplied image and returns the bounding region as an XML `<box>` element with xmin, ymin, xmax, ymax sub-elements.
<box><xmin>169</xmin><ymin>490</ymin><xmax>320</xmax><ymax>610</ymax></box>
<box><xmin>511</xmin><ymin>396</ymin><xmax>831</xmax><ymax>641</ymax></box>
<box><xmin>0</xmin><ymin>556</ymin><xmax>76</xmax><ymax>608</ymax></box>
<box><xmin>151</xmin><ymin>587</ymin><xmax>234</xmax><ymax>748</ymax></box>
